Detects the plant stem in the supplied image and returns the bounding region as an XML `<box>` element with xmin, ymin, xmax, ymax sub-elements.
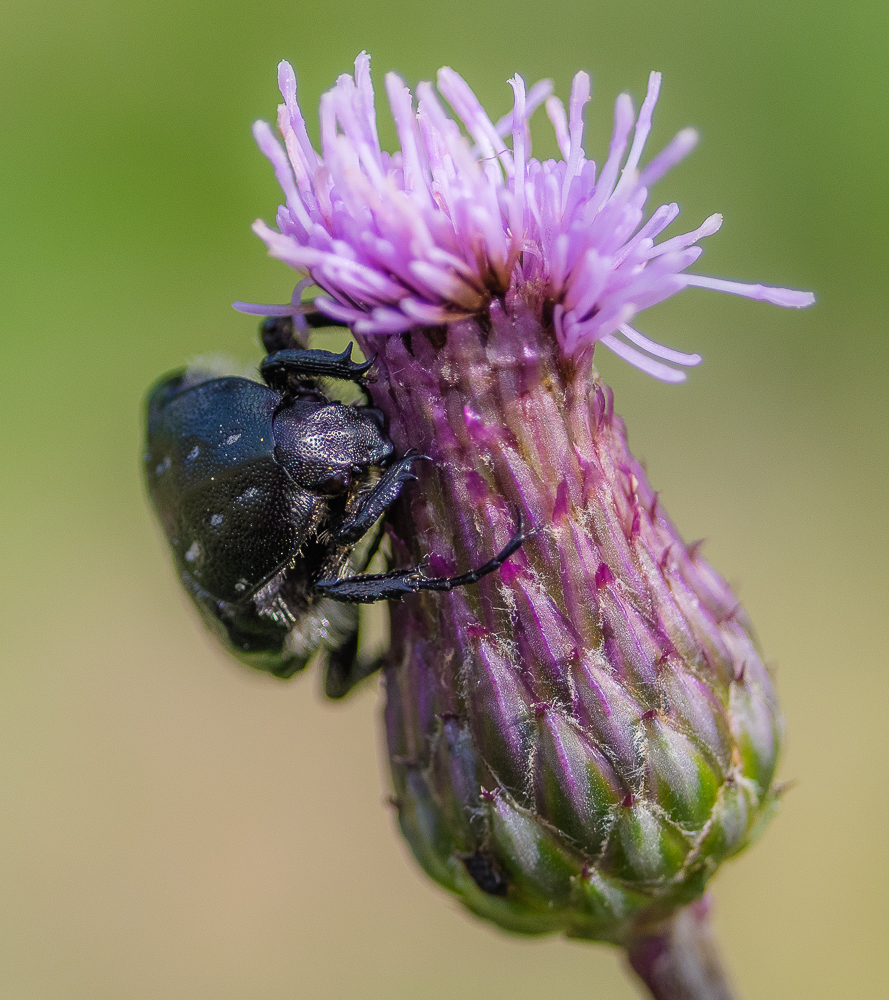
<box><xmin>625</xmin><ymin>897</ymin><xmax>738</xmax><ymax>1000</ymax></box>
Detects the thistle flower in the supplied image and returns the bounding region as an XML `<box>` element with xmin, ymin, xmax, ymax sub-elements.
<box><xmin>242</xmin><ymin>53</ymin><xmax>812</xmax><ymax>997</ymax></box>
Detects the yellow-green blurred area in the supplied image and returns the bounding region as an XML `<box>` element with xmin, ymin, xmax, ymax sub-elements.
<box><xmin>1</xmin><ymin>0</ymin><xmax>885</xmax><ymax>996</ymax></box>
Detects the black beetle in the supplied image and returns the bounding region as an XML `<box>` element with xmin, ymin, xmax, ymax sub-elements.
<box><xmin>145</xmin><ymin>317</ymin><xmax>527</xmax><ymax>696</ymax></box>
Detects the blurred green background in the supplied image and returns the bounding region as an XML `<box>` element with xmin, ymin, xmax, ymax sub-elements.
<box><xmin>1</xmin><ymin>0</ymin><xmax>886</xmax><ymax>997</ymax></box>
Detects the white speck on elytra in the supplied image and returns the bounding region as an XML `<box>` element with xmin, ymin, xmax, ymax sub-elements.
<box><xmin>226</xmin><ymin>433</ymin><xmax>242</xmax><ymax>445</ymax></box>
<box><xmin>211</xmin><ymin>514</ymin><xmax>224</xmax><ymax>527</ymax></box>
<box><xmin>187</xmin><ymin>446</ymin><xmax>200</xmax><ymax>460</ymax></box>
<box><xmin>185</xmin><ymin>541</ymin><xmax>201</xmax><ymax>563</ymax></box>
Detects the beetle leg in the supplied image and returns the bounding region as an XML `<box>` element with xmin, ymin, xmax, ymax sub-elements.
<box><xmin>332</xmin><ymin>453</ymin><xmax>428</xmax><ymax>545</ymax></box>
<box><xmin>304</xmin><ymin>312</ymin><xmax>347</xmax><ymax>330</ymax></box>
<box><xmin>260</xmin><ymin>315</ymin><xmax>308</xmax><ymax>353</ymax></box>
<box><xmin>323</xmin><ymin>630</ymin><xmax>385</xmax><ymax>699</ymax></box>
<box><xmin>352</xmin><ymin>515</ymin><xmax>388</xmax><ymax>572</ymax></box>
<box><xmin>314</xmin><ymin>567</ymin><xmax>434</xmax><ymax>604</ymax></box>
<box><xmin>315</xmin><ymin>515</ymin><xmax>531</xmax><ymax>605</ymax></box>
<box><xmin>316</xmin><ymin>577</ymin><xmax>387</xmax><ymax>698</ymax></box>
<box><xmin>258</xmin><ymin>313</ymin><xmax>347</xmax><ymax>355</ymax></box>
<box><xmin>260</xmin><ymin>344</ymin><xmax>376</xmax><ymax>389</ymax></box>
<box><xmin>410</xmin><ymin>515</ymin><xmax>530</xmax><ymax>592</ymax></box>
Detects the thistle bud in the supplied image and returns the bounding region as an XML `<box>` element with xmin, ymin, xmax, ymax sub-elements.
<box><xmin>245</xmin><ymin>52</ymin><xmax>811</xmax><ymax>989</ymax></box>
<box><xmin>374</xmin><ymin>308</ymin><xmax>781</xmax><ymax>944</ymax></box>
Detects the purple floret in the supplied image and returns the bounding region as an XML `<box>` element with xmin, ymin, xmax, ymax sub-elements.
<box><xmin>238</xmin><ymin>53</ymin><xmax>813</xmax><ymax>381</ymax></box>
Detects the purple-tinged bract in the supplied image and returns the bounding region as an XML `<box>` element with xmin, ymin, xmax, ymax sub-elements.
<box><xmin>243</xmin><ymin>54</ymin><xmax>811</xmax><ymax>944</ymax></box>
